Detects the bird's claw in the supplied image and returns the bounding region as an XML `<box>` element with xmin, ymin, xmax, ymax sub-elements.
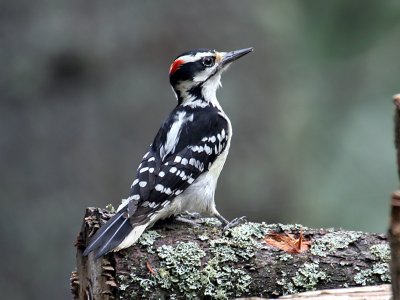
<box><xmin>223</xmin><ymin>216</ymin><xmax>247</xmax><ymax>231</ymax></box>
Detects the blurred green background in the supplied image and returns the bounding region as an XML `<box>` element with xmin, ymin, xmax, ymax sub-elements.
<box><xmin>1</xmin><ymin>0</ymin><xmax>400</xmax><ymax>299</ymax></box>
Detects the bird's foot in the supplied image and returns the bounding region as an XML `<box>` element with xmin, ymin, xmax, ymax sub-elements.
<box><xmin>175</xmin><ymin>211</ymin><xmax>203</xmax><ymax>227</ymax></box>
<box><xmin>183</xmin><ymin>211</ymin><xmax>202</xmax><ymax>219</ymax></box>
<box><xmin>222</xmin><ymin>216</ymin><xmax>247</xmax><ymax>231</ymax></box>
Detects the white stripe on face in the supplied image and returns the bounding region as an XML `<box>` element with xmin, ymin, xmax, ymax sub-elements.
<box><xmin>176</xmin><ymin>51</ymin><xmax>215</xmax><ymax>64</ymax></box>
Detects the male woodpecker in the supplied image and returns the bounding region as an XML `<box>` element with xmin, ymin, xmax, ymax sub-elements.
<box><xmin>83</xmin><ymin>47</ymin><xmax>253</xmax><ymax>258</ymax></box>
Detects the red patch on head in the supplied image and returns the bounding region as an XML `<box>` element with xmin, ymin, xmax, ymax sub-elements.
<box><xmin>169</xmin><ymin>59</ymin><xmax>184</xmax><ymax>75</ymax></box>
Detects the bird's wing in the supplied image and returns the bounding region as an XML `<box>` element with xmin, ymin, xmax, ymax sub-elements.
<box><xmin>126</xmin><ymin>106</ymin><xmax>230</xmax><ymax>224</ymax></box>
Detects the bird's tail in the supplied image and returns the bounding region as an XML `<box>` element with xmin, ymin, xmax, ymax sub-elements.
<box><xmin>83</xmin><ymin>205</ymin><xmax>147</xmax><ymax>258</ymax></box>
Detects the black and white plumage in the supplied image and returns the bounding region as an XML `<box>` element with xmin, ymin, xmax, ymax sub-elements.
<box><xmin>83</xmin><ymin>47</ymin><xmax>253</xmax><ymax>258</ymax></box>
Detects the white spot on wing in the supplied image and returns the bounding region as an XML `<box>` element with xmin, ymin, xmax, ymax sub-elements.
<box><xmin>131</xmin><ymin>179</ymin><xmax>139</xmax><ymax>187</ymax></box>
<box><xmin>128</xmin><ymin>194</ymin><xmax>140</xmax><ymax>201</ymax></box>
<box><xmin>139</xmin><ymin>181</ymin><xmax>147</xmax><ymax>187</ymax></box>
<box><xmin>155</xmin><ymin>184</ymin><xmax>164</xmax><ymax>191</ymax></box>
<box><xmin>140</xmin><ymin>167</ymin><xmax>149</xmax><ymax>173</ymax></box>
<box><xmin>204</xmin><ymin>145</ymin><xmax>212</xmax><ymax>154</ymax></box>
<box><xmin>159</xmin><ymin>171</ymin><xmax>165</xmax><ymax>177</ymax></box>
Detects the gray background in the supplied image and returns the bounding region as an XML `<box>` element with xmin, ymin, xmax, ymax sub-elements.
<box><xmin>1</xmin><ymin>1</ymin><xmax>399</xmax><ymax>299</ymax></box>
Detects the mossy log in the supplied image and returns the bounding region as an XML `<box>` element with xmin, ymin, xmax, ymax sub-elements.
<box><xmin>71</xmin><ymin>207</ymin><xmax>390</xmax><ymax>300</ymax></box>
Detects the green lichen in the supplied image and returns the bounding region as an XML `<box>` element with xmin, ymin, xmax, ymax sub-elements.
<box><xmin>118</xmin><ymin>272</ymin><xmax>157</xmax><ymax>299</ymax></box>
<box><xmin>157</xmin><ymin>241</ymin><xmax>206</xmax><ymax>295</ymax></box>
<box><xmin>272</xmin><ymin>223</ymin><xmax>310</xmax><ymax>232</ymax></box>
<box><xmin>202</xmin><ymin>257</ymin><xmax>252</xmax><ymax>299</ymax></box>
<box><xmin>105</xmin><ymin>203</ymin><xmax>116</xmax><ymax>213</ymax></box>
<box><xmin>370</xmin><ymin>244</ymin><xmax>390</xmax><ymax>262</ymax></box>
<box><xmin>354</xmin><ymin>269</ymin><xmax>374</xmax><ymax>285</ymax></box>
<box><xmin>138</xmin><ymin>230</ymin><xmax>161</xmax><ymax>247</ymax></box>
<box><xmin>137</xmin><ymin>230</ymin><xmax>161</xmax><ymax>254</ymax></box>
<box><xmin>372</xmin><ymin>262</ymin><xmax>391</xmax><ymax>282</ymax></box>
<box><xmin>154</xmin><ymin>238</ymin><xmax>253</xmax><ymax>299</ymax></box>
<box><xmin>228</xmin><ymin>221</ymin><xmax>266</xmax><ymax>239</ymax></box>
<box><xmin>219</xmin><ymin>222</ymin><xmax>266</xmax><ymax>260</ymax></box>
<box><xmin>117</xmin><ymin>222</ymin><xmax>262</xmax><ymax>299</ymax></box>
<box><xmin>277</xmin><ymin>271</ymin><xmax>298</xmax><ymax>295</ymax></box>
<box><xmin>277</xmin><ymin>263</ymin><xmax>328</xmax><ymax>295</ymax></box>
<box><xmin>292</xmin><ymin>262</ymin><xmax>328</xmax><ymax>290</ymax></box>
<box><xmin>310</xmin><ymin>231</ymin><xmax>362</xmax><ymax>257</ymax></box>
<box><xmin>278</xmin><ymin>253</ymin><xmax>293</xmax><ymax>262</ymax></box>
<box><xmin>354</xmin><ymin>263</ymin><xmax>390</xmax><ymax>285</ymax></box>
<box><xmin>200</xmin><ymin>217</ymin><xmax>222</xmax><ymax>227</ymax></box>
<box><xmin>354</xmin><ymin>243</ymin><xmax>391</xmax><ymax>285</ymax></box>
<box><xmin>209</xmin><ymin>242</ymin><xmax>238</xmax><ymax>262</ymax></box>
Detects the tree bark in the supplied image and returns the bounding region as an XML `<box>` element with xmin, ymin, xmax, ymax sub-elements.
<box><xmin>390</xmin><ymin>94</ymin><xmax>400</xmax><ymax>300</ymax></box>
<box><xmin>71</xmin><ymin>207</ymin><xmax>390</xmax><ymax>300</ymax></box>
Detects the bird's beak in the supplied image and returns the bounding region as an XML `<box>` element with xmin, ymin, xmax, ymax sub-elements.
<box><xmin>220</xmin><ymin>47</ymin><xmax>253</xmax><ymax>68</ymax></box>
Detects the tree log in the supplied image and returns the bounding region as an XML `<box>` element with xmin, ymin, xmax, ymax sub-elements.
<box><xmin>71</xmin><ymin>207</ymin><xmax>390</xmax><ymax>300</ymax></box>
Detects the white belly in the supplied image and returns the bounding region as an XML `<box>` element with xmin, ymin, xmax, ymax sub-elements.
<box><xmin>162</xmin><ymin>143</ymin><xmax>230</xmax><ymax>217</ymax></box>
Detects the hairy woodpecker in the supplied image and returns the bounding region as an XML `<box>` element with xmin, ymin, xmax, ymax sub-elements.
<box><xmin>83</xmin><ymin>47</ymin><xmax>253</xmax><ymax>258</ymax></box>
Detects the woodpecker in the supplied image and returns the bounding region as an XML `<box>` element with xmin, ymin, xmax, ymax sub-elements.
<box><xmin>83</xmin><ymin>47</ymin><xmax>253</xmax><ymax>258</ymax></box>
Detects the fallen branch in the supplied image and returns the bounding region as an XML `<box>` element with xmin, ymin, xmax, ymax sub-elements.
<box><xmin>71</xmin><ymin>207</ymin><xmax>390</xmax><ymax>299</ymax></box>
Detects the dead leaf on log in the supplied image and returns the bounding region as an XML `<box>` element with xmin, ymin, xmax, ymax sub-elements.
<box><xmin>264</xmin><ymin>229</ymin><xmax>310</xmax><ymax>254</ymax></box>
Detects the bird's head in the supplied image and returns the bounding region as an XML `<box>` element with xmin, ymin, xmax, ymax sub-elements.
<box><xmin>169</xmin><ymin>47</ymin><xmax>253</xmax><ymax>105</ymax></box>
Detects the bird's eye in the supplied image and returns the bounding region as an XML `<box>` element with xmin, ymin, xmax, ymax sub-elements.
<box><xmin>202</xmin><ymin>56</ymin><xmax>215</xmax><ymax>67</ymax></box>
